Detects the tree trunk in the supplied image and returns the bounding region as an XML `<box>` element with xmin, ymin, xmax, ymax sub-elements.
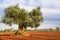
<box><xmin>15</xmin><ymin>24</ymin><xmax>30</xmax><ymax>36</ymax></box>
<box><xmin>15</xmin><ymin>24</ymin><xmax>23</xmax><ymax>35</ymax></box>
<box><xmin>18</xmin><ymin>24</ymin><xmax>24</xmax><ymax>34</ymax></box>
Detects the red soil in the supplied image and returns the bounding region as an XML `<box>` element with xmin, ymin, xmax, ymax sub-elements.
<box><xmin>0</xmin><ymin>32</ymin><xmax>60</xmax><ymax>40</ymax></box>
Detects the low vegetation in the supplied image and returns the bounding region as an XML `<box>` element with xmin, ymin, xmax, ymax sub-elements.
<box><xmin>0</xmin><ymin>26</ymin><xmax>60</xmax><ymax>33</ymax></box>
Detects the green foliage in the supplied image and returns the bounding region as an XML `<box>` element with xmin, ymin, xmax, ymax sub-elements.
<box><xmin>0</xmin><ymin>30</ymin><xmax>3</xmax><ymax>32</ymax></box>
<box><xmin>2</xmin><ymin>4</ymin><xmax>43</xmax><ymax>30</ymax></box>
<box><xmin>29</xmin><ymin>7</ymin><xmax>43</xmax><ymax>29</ymax></box>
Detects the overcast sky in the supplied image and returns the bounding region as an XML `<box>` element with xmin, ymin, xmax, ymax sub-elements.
<box><xmin>0</xmin><ymin>0</ymin><xmax>60</xmax><ymax>30</ymax></box>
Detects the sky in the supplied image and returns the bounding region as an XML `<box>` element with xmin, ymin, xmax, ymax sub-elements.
<box><xmin>0</xmin><ymin>0</ymin><xmax>60</xmax><ymax>30</ymax></box>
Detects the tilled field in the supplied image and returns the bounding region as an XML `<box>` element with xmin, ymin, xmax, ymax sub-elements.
<box><xmin>0</xmin><ymin>32</ymin><xmax>60</xmax><ymax>40</ymax></box>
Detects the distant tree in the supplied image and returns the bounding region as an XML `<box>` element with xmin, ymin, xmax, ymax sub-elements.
<box><xmin>49</xmin><ymin>28</ymin><xmax>52</xmax><ymax>31</ymax></box>
<box><xmin>56</xmin><ymin>27</ymin><xmax>59</xmax><ymax>31</ymax></box>
<box><xmin>29</xmin><ymin>7</ymin><xmax>43</xmax><ymax>30</ymax></box>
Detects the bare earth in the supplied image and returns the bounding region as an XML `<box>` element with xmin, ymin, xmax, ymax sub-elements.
<box><xmin>0</xmin><ymin>32</ymin><xmax>60</xmax><ymax>40</ymax></box>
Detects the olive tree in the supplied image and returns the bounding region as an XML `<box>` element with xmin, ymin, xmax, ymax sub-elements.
<box><xmin>2</xmin><ymin>4</ymin><xmax>43</xmax><ymax>35</ymax></box>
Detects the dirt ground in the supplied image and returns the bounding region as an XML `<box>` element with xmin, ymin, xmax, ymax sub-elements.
<box><xmin>0</xmin><ymin>32</ymin><xmax>60</xmax><ymax>40</ymax></box>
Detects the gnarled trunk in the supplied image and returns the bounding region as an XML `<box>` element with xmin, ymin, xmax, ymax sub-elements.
<box><xmin>15</xmin><ymin>24</ymin><xmax>24</xmax><ymax>35</ymax></box>
<box><xmin>18</xmin><ymin>24</ymin><xmax>24</xmax><ymax>34</ymax></box>
<box><xmin>15</xmin><ymin>24</ymin><xmax>30</xmax><ymax>36</ymax></box>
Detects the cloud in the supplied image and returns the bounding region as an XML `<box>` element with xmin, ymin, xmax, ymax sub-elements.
<box><xmin>0</xmin><ymin>0</ymin><xmax>60</xmax><ymax>9</ymax></box>
<box><xmin>27</xmin><ymin>0</ymin><xmax>38</xmax><ymax>7</ymax></box>
<box><xmin>38</xmin><ymin>0</ymin><xmax>60</xmax><ymax>8</ymax></box>
<box><xmin>0</xmin><ymin>23</ymin><xmax>18</xmax><ymax>30</ymax></box>
<box><xmin>0</xmin><ymin>0</ymin><xmax>26</xmax><ymax>8</ymax></box>
<box><xmin>41</xmin><ymin>8</ymin><xmax>60</xmax><ymax>15</ymax></box>
<box><xmin>41</xmin><ymin>8</ymin><xmax>60</xmax><ymax>21</ymax></box>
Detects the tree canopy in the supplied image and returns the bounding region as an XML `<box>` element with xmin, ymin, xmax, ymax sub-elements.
<box><xmin>2</xmin><ymin>4</ymin><xmax>43</xmax><ymax>30</ymax></box>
